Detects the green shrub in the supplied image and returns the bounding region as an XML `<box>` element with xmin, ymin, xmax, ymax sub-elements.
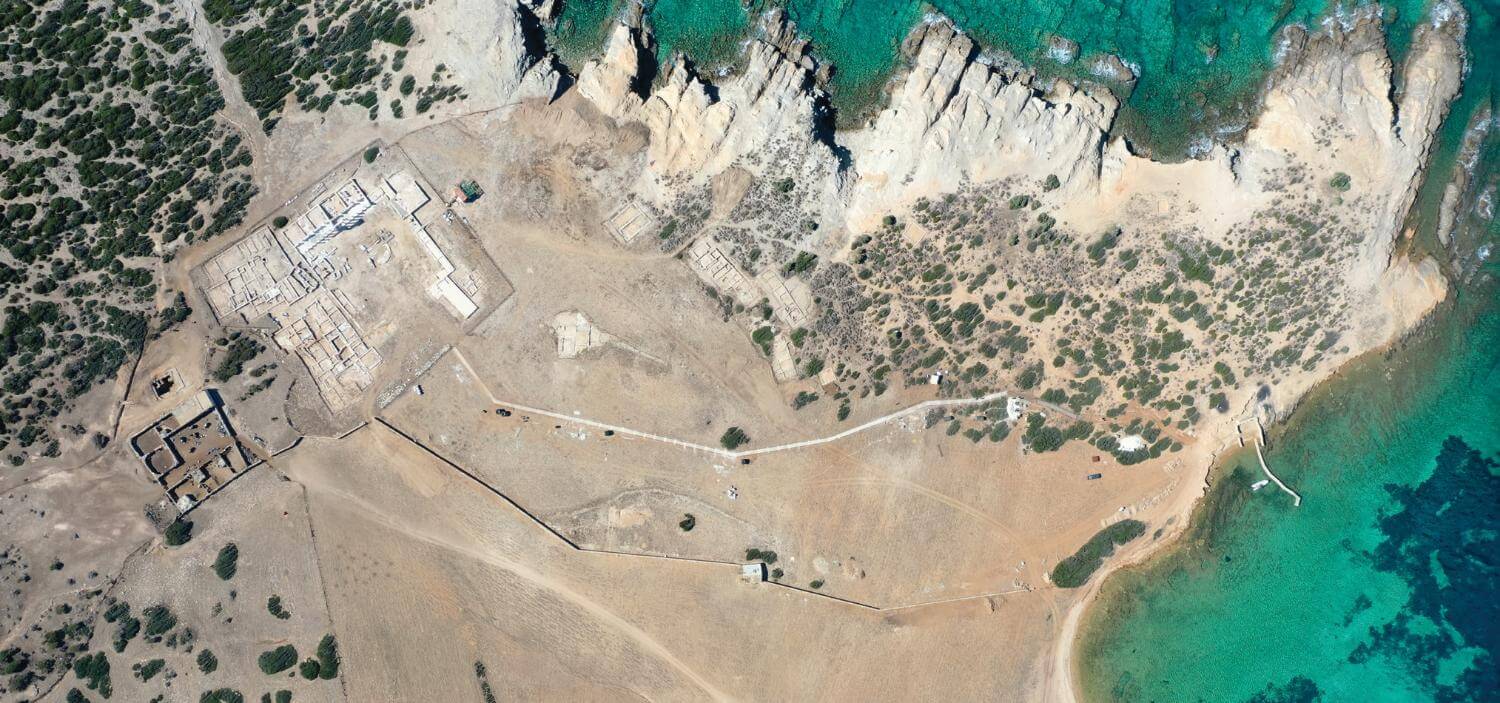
<box><xmin>164</xmin><ymin>520</ymin><xmax>193</xmax><ymax>546</ymax></box>
<box><xmin>1329</xmin><ymin>172</ymin><xmax>1351</xmax><ymax>191</ymax></box>
<box><xmin>103</xmin><ymin>602</ymin><xmax>129</xmax><ymax>623</ymax></box>
<box><xmin>299</xmin><ymin>658</ymin><xmax>321</xmax><ymax>679</ymax></box>
<box><xmin>142</xmin><ymin>605</ymin><xmax>176</xmax><ymax>637</ymax></box>
<box><xmin>72</xmin><ymin>651</ymin><xmax>110</xmax><ymax>695</ymax></box>
<box><xmin>1086</xmin><ymin>228</ymin><xmax>1120</xmax><ymax>264</ymax></box>
<box><xmin>272</xmin><ymin>215</ymin><xmax>289</xmax><ymax>228</ymax></box>
<box><xmin>809</xmin><ymin>579</ymin><xmax>824</xmax><ymax>589</ymax></box>
<box><xmin>744</xmin><ymin>548</ymin><xmax>778</xmax><ymax>564</ymax></box>
<box><xmin>113</xmin><ymin>614</ymin><xmax>140</xmax><ymax>652</ymax></box>
<box><xmin>133</xmin><ymin>658</ymin><xmax>165</xmax><ymax>681</ymax></box>
<box><xmin>719</xmin><ymin>427</ymin><xmax>749</xmax><ymax>450</ymax></box>
<box><xmin>784</xmin><ymin>251</ymin><xmax>817</xmax><ymax>275</ymax></box>
<box><xmin>657</xmin><ymin>219</ymin><xmax>678</xmax><ymax>240</ymax></box>
<box><xmin>214</xmin><ymin>543</ymin><xmax>239</xmax><ymax>580</ymax></box>
<box><xmin>678</xmin><ymin>514</ymin><xmax>695</xmax><ymax>532</ymax></box>
<box><xmin>197</xmin><ymin>649</ymin><xmax>218</xmax><ymax>674</ymax></box>
<box><xmin>1050</xmin><ymin>520</ymin><xmax>1147</xmax><ymax>588</ymax></box>
<box><xmin>257</xmin><ymin>645</ymin><xmax>298</xmax><ymax>675</ymax></box>
<box><xmin>315</xmin><ymin>635</ymin><xmax>339</xmax><ymax>679</ymax></box>
<box><xmin>267</xmin><ymin>595</ymin><xmax>290</xmax><ymax>620</ymax></box>
<box><xmin>200</xmin><ymin>688</ymin><xmax>244</xmax><ymax>703</ymax></box>
<box><xmin>362</xmin><ymin>146</ymin><xmax>379</xmax><ymax>163</ymax></box>
<box><xmin>750</xmin><ymin>326</ymin><xmax>774</xmax><ymax>355</ymax></box>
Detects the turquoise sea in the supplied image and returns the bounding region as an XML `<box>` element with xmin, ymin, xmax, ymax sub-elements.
<box><xmin>543</xmin><ymin>0</ymin><xmax>1500</xmax><ymax>700</ymax></box>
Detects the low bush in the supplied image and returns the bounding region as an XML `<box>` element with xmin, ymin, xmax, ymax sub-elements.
<box><xmin>164</xmin><ymin>520</ymin><xmax>193</xmax><ymax>546</ymax></box>
<box><xmin>1050</xmin><ymin>520</ymin><xmax>1147</xmax><ymax>588</ymax></box>
<box><xmin>719</xmin><ymin>427</ymin><xmax>749</xmax><ymax>450</ymax></box>
<box><xmin>214</xmin><ymin>543</ymin><xmax>238</xmax><ymax>580</ymax></box>
<box><xmin>267</xmin><ymin>595</ymin><xmax>291</xmax><ymax>620</ymax></box>
<box><xmin>316</xmin><ymin>635</ymin><xmax>339</xmax><ymax>679</ymax></box>
<box><xmin>257</xmin><ymin>644</ymin><xmax>297</xmax><ymax>675</ymax></box>
<box><xmin>197</xmin><ymin>649</ymin><xmax>218</xmax><ymax>674</ymax></box>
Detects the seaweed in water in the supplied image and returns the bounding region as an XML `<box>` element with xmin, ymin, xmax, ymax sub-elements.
<box><xmin>1348</xmin><ymin>437</ymin><xmax>1498</xmax><ymax>701</ymax></box>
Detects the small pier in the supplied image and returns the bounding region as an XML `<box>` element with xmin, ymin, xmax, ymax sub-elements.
<box><xmin>1238</xmin><ymin>417</ymin><xmax>1302</xmax><ymax>507</ymax></box>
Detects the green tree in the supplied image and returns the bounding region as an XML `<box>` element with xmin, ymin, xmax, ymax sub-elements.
<box><xmin>257</xmin><ymin>645</ymin><xmax>297</xmax><ymax>675</ymax></box>
<box><xmin>214</xmin><ymin>543</ymin><xmax>239</xmax><ymax>580</ymax></box>
<box><xmin>164</xmin><ymin>520</ymin><xmax>193</xmax><ymax>546</ymax></box>
<box><xmin>719</xmin><ymin>427</ymin><xmax>749</xmax><ymax>450</ymax></box>
<box><xmin>197</xmin><ymin>649</ymin><xmax>218</xmax><ymax>674</ymax></box>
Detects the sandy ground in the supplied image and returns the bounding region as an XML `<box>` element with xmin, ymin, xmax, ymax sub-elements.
<box><xmin>382</xmin><ymin>344</ymin><xmax>1190</xmax><ymax>608</ymax></box>
<box><xmin>279</xmin><ymin>423</ymin><xmax>1081</xmax><ymax>700</ymax></box>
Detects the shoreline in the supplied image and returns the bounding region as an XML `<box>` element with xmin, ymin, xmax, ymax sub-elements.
<box><xmin>1051</xmin><ymin>287</ymin><xmax>1460</xmax><ymax>703</ymax></box>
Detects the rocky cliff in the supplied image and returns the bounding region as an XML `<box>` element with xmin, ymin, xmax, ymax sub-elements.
<box><xmin>842</xmin><ymin>21</ymin><xmax>1119</xmax><ymax>224</ymax></box>
<box><xmin>1246</xmin><ymin>5</ymin><xmax>1464</xmax><ymax>277</ymax></box>
<box><xmin>565</xmin><ymin>3</ymin><xmax>1463</xmax><ymax>266</ymax></box>
<box><xmin>577</xmin><ymin>10</ymin><xmax>838</xmax><ymax>199</ymax></box>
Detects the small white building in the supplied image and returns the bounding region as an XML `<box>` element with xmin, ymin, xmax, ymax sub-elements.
<box><xmin>928</xmin><ymin>370</ymin><xmax>945</xmax><ymax>385</ymax></box>
<box><xmin>1118</xmin><ymin>434</ymin><xmax>1147</xmax><ymax>452</ymax></box>
<box><xmin>740</xmin><ymin>563</ymin><xmax>766</xmax><ymax>583</ymax></box>
<box><xmin>1006</xmin><ymin>396</ymin><xmax>1028</xmax><ymax>422</ymax></box>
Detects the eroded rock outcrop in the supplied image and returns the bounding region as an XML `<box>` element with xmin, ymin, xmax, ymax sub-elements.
<box><xmin>843</xmin><ymin>20</ymin><xmax>1119</xmax><ymax>223</ymax></box>
<box><xmin>577</xmin><ymin>10</ymin><xmax>836</xmax><ymax>192</ymax></box>
<box><xmin>430</xmin><ymin>0</ymin><xmax>559</xmax><ymax>107</ymax></box>
<box><xmin>1247</xmin><ymin>6</ymin><xmax>1464</xmax><ymax>276</ymax></box>
<box><xmin>568</xmin><ymin>4</ymin><xmax>1462</xmax><ymax>267</ymax></box>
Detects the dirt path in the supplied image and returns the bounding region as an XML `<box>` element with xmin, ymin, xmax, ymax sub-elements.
<box><xmin>449</xmin><ymin>347</ymin><xmax>1073</xmax><ymax>461</ymax></box>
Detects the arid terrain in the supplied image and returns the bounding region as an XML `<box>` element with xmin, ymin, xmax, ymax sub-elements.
<box><xmin>0</xmin><ymin>0</ymin><xmax>1469</xmax><ymax>701</ymax></box>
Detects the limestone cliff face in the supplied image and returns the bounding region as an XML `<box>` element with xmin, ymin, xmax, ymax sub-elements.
<box><xmin>576</xmin><ymin>22</ymin><xmax>648</xmax><ymax>119</ymax></box>
<box><xmin>842</xmin><ymin>21</ymin><xmax>1118</xmax><ymax>223</ymax></box>
<box><xmin>578</xmin><ymin>11</ymin><xmax>833</xmax><ymax>185</ymax></box>
<box><xmin>575</xmin><ymin>14</ymin><xmax>1119</xmax><ymax>220</ymax></box>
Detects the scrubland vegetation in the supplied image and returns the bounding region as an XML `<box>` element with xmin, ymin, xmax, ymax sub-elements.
<box><xmin>206</xmin><ymin>0</ymin><xmax>463</xmax><ymax>131</ymax></box>
<box><xmin>0</xmin><ymin>0</ymin><xmax>255</xmax><ymax>462</ymax></box>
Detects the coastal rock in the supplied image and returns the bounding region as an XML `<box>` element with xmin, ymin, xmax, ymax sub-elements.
<box><xmin>638</xmin><ymin>10</ymin><xmax>829</xmax><ymax>178</ymax></box>
<box><xmin>1045</xmin><ymin>34</ymin><xmax>1079</xmax><ymax>64</ymax></box>
<box><xmin>1088</xmin><ymin>53</ymin><xmax>1137</xmax><ymax>84</ymax></box>
<box><xmin>844</xmin><ymin>20</ymin><xmax>1118</xmax><ymax>223</ymax></box>
<box><xmin>1249</xmin><ymin>7</ymin><xmax>1464</xmax><ymax>277</ymax></box>
<box><xmin>576</xmin><ymin>23</ymin><xmax>650</xmax><ymax>120</ymax></box>
<box><xmin>432</xmin><ymin>0</ymin><xmax>559</xmax><ymax>107</ymax></box>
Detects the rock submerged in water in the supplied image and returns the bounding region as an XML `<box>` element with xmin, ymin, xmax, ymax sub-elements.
<box><xmin>1045</xmin><ymin>34</ymin><xmax>1079</xmax><ymax>64</ymax></box>
<box><xmin>1089</xmin><ymin>53</ymin><xmax>1137</xmax><ymax>84</ymax></box>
